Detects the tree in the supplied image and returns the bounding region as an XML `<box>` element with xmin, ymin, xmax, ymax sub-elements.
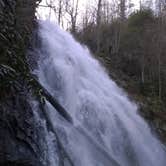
<box><xmin>65</xmin><ymin>0</ymin><xmax>79</xmax><ymax>33</ymax></box>
<box><xmin>46</xmin><ymin>0</ymin><xmax>54</xmax><ymax>19</ymax></box>
<box><xmin>156</xmin><ymin>0</ymin><xmax>166</xmax><ymax>15</ymax></box>
<box><xmin>96</xmin><ymin>0</ymin><xmax>102</xmax><ymax>54</ymax></box>
<box><xmin>119</xmin><ymin>0</ymin><xmax>126</xmax><ymax>21</ymax></box>
<box><xmin>57</xmin><ymin>0</ymin><xmax>63</xmax><ymax>25</ymax></box>
<box><xmin>56</xmin><ymin>0</ymin><xmax>67</xmax><ymax>27</ymax></box>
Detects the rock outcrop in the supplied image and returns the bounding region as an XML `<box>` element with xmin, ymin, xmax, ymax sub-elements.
<box><xmin>0</xmin><ymin>1</ymin><xmax>49</xmax><ymax>166</ymax></box>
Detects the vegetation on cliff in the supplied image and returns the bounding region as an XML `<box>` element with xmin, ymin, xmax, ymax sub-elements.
<box><xmin>0</xmin><ymin>0</ymin><xmax>41</xmax><ymax>98</ymax></box>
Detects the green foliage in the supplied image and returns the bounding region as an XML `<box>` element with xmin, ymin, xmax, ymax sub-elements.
<box><xmin>128</xmin><ymin>9</ymin><xmax>154</xmax><ymax>31</ymax></box>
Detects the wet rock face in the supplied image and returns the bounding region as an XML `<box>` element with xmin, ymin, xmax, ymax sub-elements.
<box><xmin>0</xmin><ymin>88</ymin><xmax>45</xmax><ymax>166</ymax></box>
<box><xmin>0</xmin><ymin>0</ymin><xmax>46</xmax><ymax>165</ymax></box>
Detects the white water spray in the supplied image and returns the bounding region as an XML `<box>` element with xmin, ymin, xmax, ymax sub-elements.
<box><xmin>35</xmin><ymin>21</ymin><xmax>166</xmax><ymax>166</ymax></box>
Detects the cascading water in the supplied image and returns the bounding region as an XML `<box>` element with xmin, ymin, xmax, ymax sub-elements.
<box><xmin>35</xmin><ymin>21</ymin><xmax>166</xmax><ymax>166</ymax></box>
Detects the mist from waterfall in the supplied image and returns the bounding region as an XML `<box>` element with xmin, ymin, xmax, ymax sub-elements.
<box><xmin>35</xmin><ymin>20</ymin><xmax>166</xmax><ymax>166</ymax></box>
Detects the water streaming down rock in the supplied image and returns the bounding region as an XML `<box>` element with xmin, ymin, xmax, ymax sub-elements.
<box><xmin>35</xmin><ymin>21</ymin><xmax>166</xmax><ymax>166</ymax></box>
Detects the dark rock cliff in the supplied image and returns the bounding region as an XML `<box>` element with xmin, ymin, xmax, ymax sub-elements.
<box><xmin>0</xmin><ymin>1</ymin><xmax>50</xmax><ymax>166</ymax></box>
<box><xmin>0</xmin><ymin>88</ymin><xmax>45</xmax><ymax>166</ymax></box>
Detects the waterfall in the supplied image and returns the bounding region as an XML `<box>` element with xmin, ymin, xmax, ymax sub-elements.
<box><xmin>35</xmin><ymin>21</ymin><xmax>166</xmax><ymax>166</ymax></box>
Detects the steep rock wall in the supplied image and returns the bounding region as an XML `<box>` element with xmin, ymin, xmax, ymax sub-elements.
<box><xmin>0</xmin><ymin>1</ymin><xmax>50</xmax><ymax>166</ymax></box>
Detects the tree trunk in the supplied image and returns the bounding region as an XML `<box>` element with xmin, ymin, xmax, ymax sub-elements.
<box><xmin>96</xmin><ymin>0</ymin><xmax>102</xmax><ymax>55</ymax></box>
